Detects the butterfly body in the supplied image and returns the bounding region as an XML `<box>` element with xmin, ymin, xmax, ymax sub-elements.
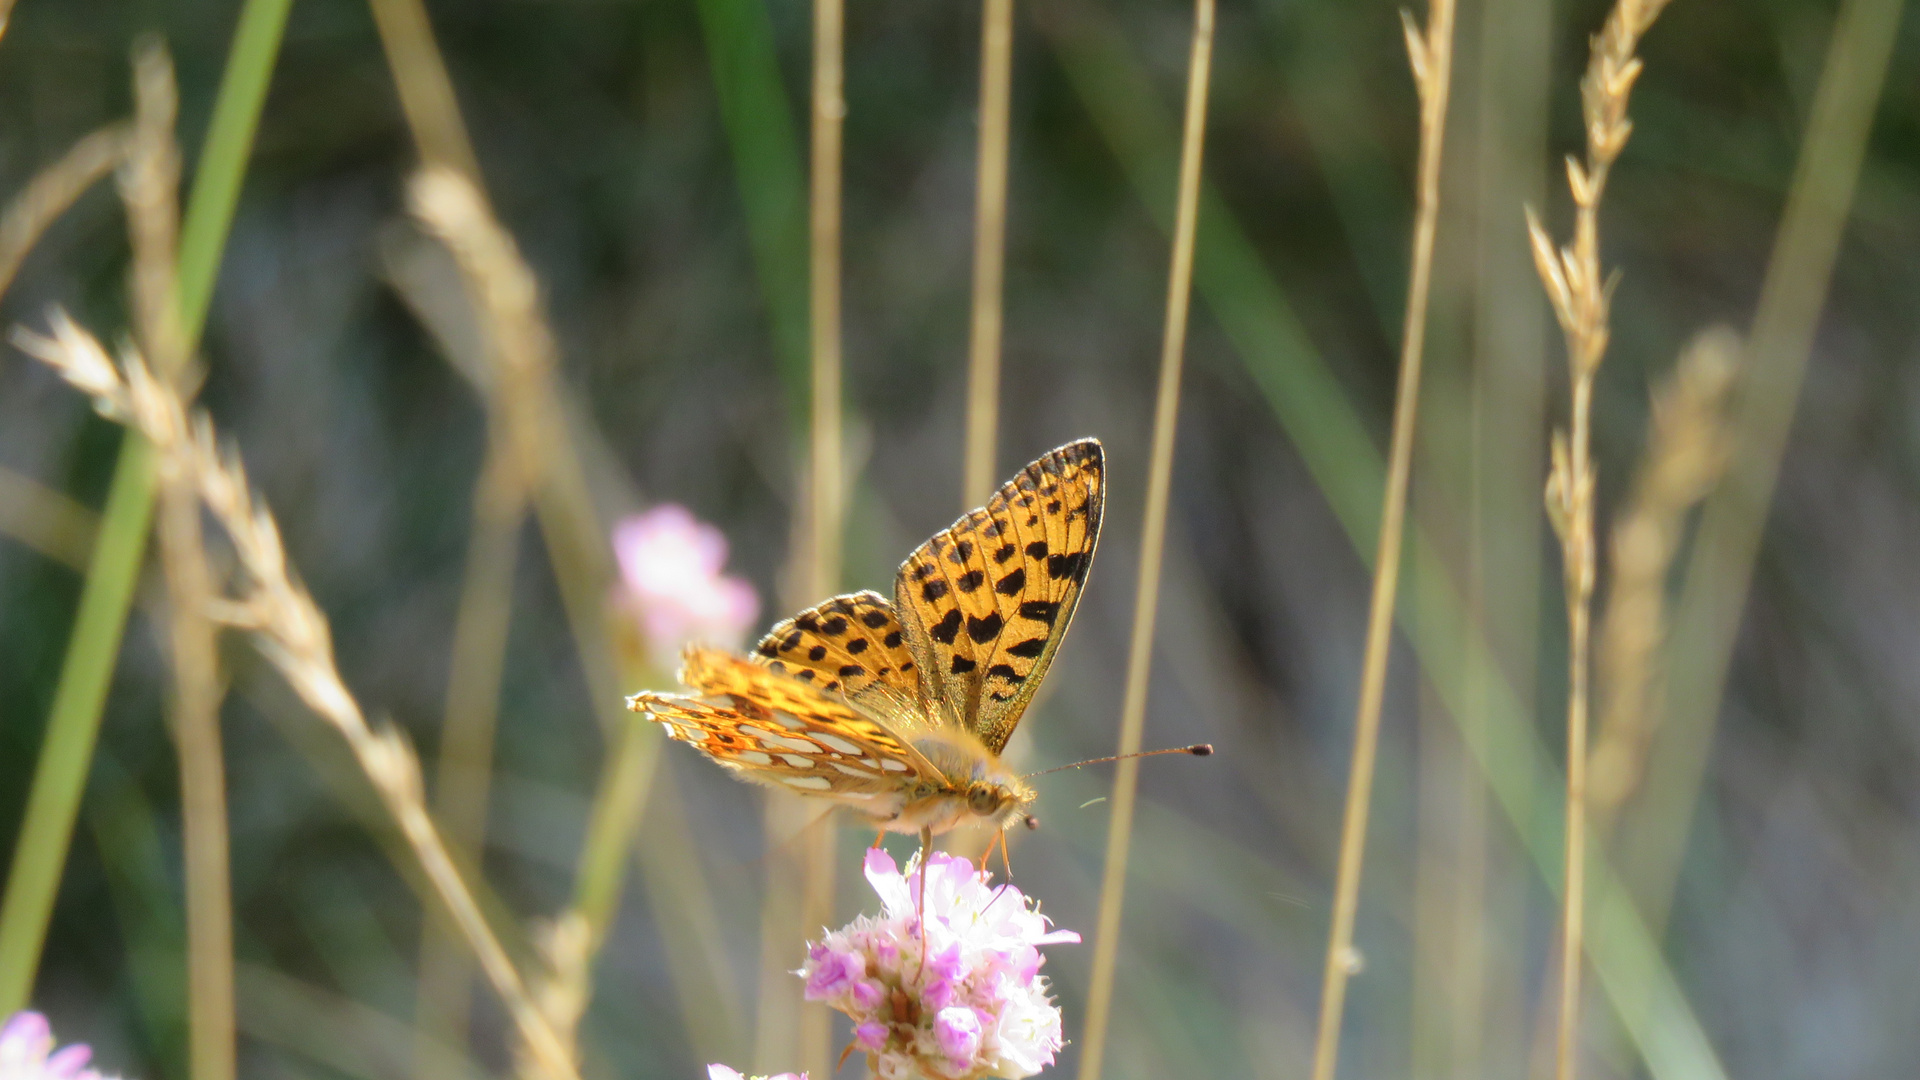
<box><xmin>629</xmin><ymin>439</ymin><xmax>1103</xmax><ymax>836</ymax></box>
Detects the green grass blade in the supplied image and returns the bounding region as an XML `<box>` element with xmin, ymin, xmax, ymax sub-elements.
<box><xmin>693</xmin><ymin>0</ymin><xmax>810</xmax><ymax>417</ymax></box>
<box><xmin>0</xmin><ymin>0</ymin><xmax>295</xmax><ymax>1012</ymax></box>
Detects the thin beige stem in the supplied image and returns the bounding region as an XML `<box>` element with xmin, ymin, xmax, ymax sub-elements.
<box><xmin>416</xmin><ymin>445</ymin><xmax>528</xmax><ymax>1060</ymax></box>
<box><xmin>364</xmin><ymin>0</ymin><xmax>482</xmax><ymax>177</ymax></box>
<box><xmin>122</xmin><ymin>44</ymin><xmax>237</xmax><ymax>1080</ymax></box>
<box><xmin>1074</xmin><ymin>0</ymin><xmax>1212</xmax><ymax>1075</ymax></box>
<box><xmin>793</xmin><ymin>0</ymin><xmax>846</xmax><ymax>1073</ymax></box>
<box><xmin>1306</xmin><ymin>5</ymin><xmax>1454</xmax><ymax>1080</ymax></box>
<box><xmin>963</xmin><ymin>0</ymin><xmax>1015</xmax><ymax>509</ymax></box>
<box><xmin>0</xmin><ymin>466</ymin><xmax>99</xmax><ymax>571</ymax></box>
<box><xmin>0</xmin><ymin>126</ymin><xmax>126</xmax><ymax>301</ymax></box>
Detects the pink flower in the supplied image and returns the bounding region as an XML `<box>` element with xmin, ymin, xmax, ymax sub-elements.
<box><xmin>796</xmin><ymin>848</ymin><xmax>1079</xmax><ymax>1079</ymax></box>
<box><xmin>613</xmin><ymin>505</ymin><xmax>759</xmax><ymax>668</ymax></box>
<box><xmin>0</xmin><ymin>1012</ymin><xmax>119</xmax><ymax>1080</ymax></box>
<box><xmin>705</xmin><ymin>1066</ymin><xmax>805</xmax><ymax>1080</ymax></box>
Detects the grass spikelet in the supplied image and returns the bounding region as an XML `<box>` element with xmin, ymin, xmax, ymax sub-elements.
<box><xmin>1590</xmin><ymin>327</ymin><xmax>1738</xmax><ymax>829</ymax></box>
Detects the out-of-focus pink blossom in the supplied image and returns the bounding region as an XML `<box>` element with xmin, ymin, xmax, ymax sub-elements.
<box><xmin>613</xmin><ymin>505</ymin><xmax>760</xmax><ymax>668</ymax></box>
<box><xmin>705</xmin><ymin>1066</ymin><xmax>804</xmax><ymax>1080</ymax></box>
<box><xmin>797</xmin><ymin>848</ymin><xmax>1079</xmax><ymax>1079</ymax></box>
<box><xmin>0</xmin><ymin>1012</ymin><xmax>119</xmax><ymax>1080</ymax></box>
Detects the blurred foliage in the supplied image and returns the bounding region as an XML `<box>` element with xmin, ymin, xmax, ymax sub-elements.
<box><xmin>1</xmin><ymin>0</ymin><xmax>1918</xmax><ymax>1079</ymax></box>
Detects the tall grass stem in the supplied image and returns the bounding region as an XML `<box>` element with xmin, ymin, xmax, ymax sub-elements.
<box><xmin>123</xmin><ymin>43</ymin><xmax>238</xmax><ymax>1080</ymax></box>
<box><xmin>796</xmin><ymin>0</ymin><xmax>846</xmax><ymax>1071</ymax></box>
<box><xmin>0</xmin><ymin>1</ymin><xmax>290</xmax><ymax>1011</ymax></box>
<box><xmin>1307</xmin><ymin>5</ymin><xmax>1455</xmax><ymax>1079</ymax></box>
<box><xmin>963</xmin><ymin>0</ymin><xmax>1015</xmax><ymax>508</ymax></box>
<box><xmin>1522</xmin><ymin>4</ymin><xmax>1672</xmax><ymax>1076</ymax></box>
<box><xmin>1074</xmin><ymin>0</ymin><xmax>1212</xmax><ymax>1074</ymax></box>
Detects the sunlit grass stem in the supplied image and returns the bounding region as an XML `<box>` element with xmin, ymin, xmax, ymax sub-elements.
<box><xmin>963</xmin><ymin>0</ymin><xmax>1015</xmax><ymax>509</ymax></box>
<box><xmin>796</xmin><ymin>0</ymin><xmax>845</xmax><ymax>1071</ymax></box>
<box><xmin>1307</xmin><ymin>6</ymin><xmax>1455</xmax><ymax>1080</ymax></box>
<box><xmin>0</xmin><ymin>0</ymin><xmax>292</xmax><ymax>1012</ymax></box>
<box><xmin>1523</xmin><ymin>3</ymin><xmax>1670</xmax><ymax>1076</ymax></box>
<box><xmin>1074</xmin><ymin>0</ymin><xmax>1212</xmax><ymax>1075</ymax></box>
<box><xmin>121</xmin><ymin>43</ymin><xmax>238</xmax><ymax>1080</ymax></box>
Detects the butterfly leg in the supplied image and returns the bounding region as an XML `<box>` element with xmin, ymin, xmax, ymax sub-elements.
<box><xmin>998</xmin><ymin>828</ymin><xmax>1014</xmax><ymax>880</ymax></box>
<box><xmin>872</xmin><ymin>827</ymin><xmax>886</xmax><ymax>850</ymax></box>
<box><xmin>913</xmin><ymin>825</ymin><xmax>933</xmax><ymax>983</ymax></box>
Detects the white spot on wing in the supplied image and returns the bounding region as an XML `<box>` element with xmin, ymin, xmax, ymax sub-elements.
<box><xmin>816</xmin><ymin>733</ymin><xmax>862</xmax><ymax>755</ymax></box>
<box><xmin>832</xmin><ymin>761</ymin><xmax>877</xmax><ymax>776</ymax></box>
<box><xmin>771</xmin><ymin>711</ymin><xmax>809</xmax><ymax>729</ymax></box>
<box><xmin>780</xmin><ymin>775</ymin><xmax>833</xmax><ymax>790</ymax></box>
<box><xmin>736</xmin><ymin>751</ymin><xmax>774</xmax><ymax>766</ymax></box>
<box><xmin>766</xmin><ymin>734</ymin><xmax>817</xmax><ymax>754</ymax></box>
<box><xmin>880</xmin><ymin>759</ymin><xmax>911</xmax><ymax>772</ymax></box>
<box><xmin>780</xmin><ymin>753</ymin><xmax>812</xmax><ymax>768</ymax></box>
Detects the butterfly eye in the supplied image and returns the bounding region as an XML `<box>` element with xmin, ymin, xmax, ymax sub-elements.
<box><xmin>968</xmin><ymin>787</ymin><xmax>1000</xmax><ymax>815</ymax></box>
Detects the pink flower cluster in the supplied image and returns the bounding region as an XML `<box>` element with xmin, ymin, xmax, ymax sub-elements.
<box><xmin>612</xmin><ymin>505</ymin><xmax>760</xmax><ymax>669</ymax></box>
<box><xmin>799</xmin><ymin>849</ymin><xmax>1079</xmax><ymax>1079</ymax></box>
<box><xmin>0</xmin><ymin>1013</ymin><xmax>116</xmax><ymax>1080</ymax></box>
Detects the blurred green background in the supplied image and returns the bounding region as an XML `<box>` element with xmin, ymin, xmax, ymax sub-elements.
<box><xmin>1</xmin><ymin>0</ymin><xmax>1917</xmax><ymax>1078</ymax></box>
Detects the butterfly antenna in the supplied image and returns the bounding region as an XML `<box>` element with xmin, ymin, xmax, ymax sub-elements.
<box><xmin>1023</xmin><ymin>743</ymin><xmax>1213</xmax><ymax>779</ymax></box>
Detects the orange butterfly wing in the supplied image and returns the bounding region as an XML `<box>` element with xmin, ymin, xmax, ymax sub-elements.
<box><xmin>628</xmin><ymin>647</ymin><xmax>939</xmax><ymax>808</ymax></box>
<box><xmin>894</xmin><ymin>439</ymin><xmax>1103</xmax><ymax>753</ymax></box>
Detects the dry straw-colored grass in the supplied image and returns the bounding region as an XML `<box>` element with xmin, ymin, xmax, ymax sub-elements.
<box><xmin>117</xmin><ymin>42</ymin><xmax>238</xmax><ymax>1080</ymax></box>
<box><xmin>12</xmin><ymin>312</ymin><xmax>582</xmax><ymax>1080</ymax></box>
<box><xmin>1307</xmin><ymin>4</ymin><xmax>1456</xmax><ymax>1080</ymax></box>
<box><xmin>962</xmin><ymin>0</ymin><xmax>1016</xmax><ymax>510</ymax></box>
<box><xmin>1523</xmin><ymin>1</ymin><xmax>1671</xmax><ymax>1076</ymax></box>
<box><xmin>1591</xmin><ymin>327</ymin><xmax>1738</xmax><ymax>829</ymax></box>
<box><xmin>1075</xmin><ymin>0</ymin><xmax>1214</xmax><ymax>1075</ymax></box>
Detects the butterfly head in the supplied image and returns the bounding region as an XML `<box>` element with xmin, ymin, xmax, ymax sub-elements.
<box><xmin>963</xmin><ymin>772</ymin><xmax>1036</xmax><ymax>830</ymax></box>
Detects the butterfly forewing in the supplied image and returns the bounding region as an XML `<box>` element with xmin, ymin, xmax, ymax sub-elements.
<box><xmin>894</xmin><ymin>439</ymin><xmax>1104</xmax><ymax>753</ymax></box>
<box><xmin>634</xmin><ymin>647</ymin><xmax>940</xmax><ymax>801</ymax></box>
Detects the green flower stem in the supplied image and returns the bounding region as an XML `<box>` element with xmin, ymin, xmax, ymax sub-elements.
<box><xmin>0</xmin><ymin>0</ymin><xmax>295</xmax><ymax>1013</ymax></box>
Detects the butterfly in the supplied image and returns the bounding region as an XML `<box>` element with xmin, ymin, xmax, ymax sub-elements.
<box><xmin>627</xmin><ymin>438</ymin><xmax>1105</xmax><ymax>839</ymax></box>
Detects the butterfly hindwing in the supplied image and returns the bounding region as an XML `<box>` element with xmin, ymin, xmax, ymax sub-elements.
<box><xmin>895</xmin><ymin>438</ymin><xmax>1103</xmax><ymax>753</ymax></box>
<box><xmin>633</xmin><ymin>647</ymin><xmax>939</xmax><ymax>802</ymax></box>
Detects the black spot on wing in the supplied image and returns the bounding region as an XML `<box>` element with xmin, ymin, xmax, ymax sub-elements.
<box><xmin>863</xmin><ymin>610</ymin><xmax>890</xmax><ymax>629</ymax></box>
<box><xmin>950</xmin><ymin>656</ymin><xmax>977</xmax><ymax>674</ymax></box>
<box><xmin>995</xmin><ymin>568</ymin><xmax>1026</xmax><ymax>596</ymax></box>
<box><xmin>847</xmin><ymin>637</ymin><xmax>869</xmax><ymax>654</ymax></box>
<box><xmin>967</xmin><ymin>612</ymin><xmax>1003</xmax><ymax>643</ymax></box>
<box><xmin>923</xmin><ymin>579</ymin><xmax>950</xmax><ymax>602</ymax></box>
<box><xmin>956</xmin><ymin>569</ymin><xmax>985</xmax><ymax>593</ymax></box>
<box><xmin>1007</xmin><ymin>637</ymin><xmax>1047</xmax><ymax>658</ymax></box>
<box><xmin>1019</xmin><ymin>601</ymin><xmax>1059</xmax><ymax>624</ymax></box>
<box><xmin>930</xmin><ymin>609</ymin><xmax>962</xmax><ymax>644</ymax></box>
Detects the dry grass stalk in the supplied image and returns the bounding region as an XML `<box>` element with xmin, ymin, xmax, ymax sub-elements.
<box><xmin>12</xmin><ymin>313</ymin><xmax>581</xmax><ymax>1080</ymax></box>
<box><xmin>789</xmin><ymin>0</ymin><xmax>849</xmax><ymax>1073</ymax></box>
<box><xmin>408</xmin><ymin>167</ymin><xmax>632</xmax><ymax>1073</ymax></box>
<box><xmin>1306</xmin><ymin>5</ymin><xmax>1455</xmax><ymax>1080</ymax></box>
<box><xmin>1523</xmin><ymin>2</ymin><xmax>1671</xmax><ymax>1077</ymax></box>
<box><xmin>0</xmin><ymin>126</ymin><xmax>126</xmax><ymax>301</ymax></box>
<box><xmin>1075</xmin><ymin>0</ymin><xmax>1214</xmax><ymax>1075</ymax></box>
<box><xmin>117</xmin><ymin>42</ymin><xmax>238</xmax><ymax>1080</ymax></box>
<box><xmin>963</xmin><ymin>0</ymin><xmax>1016</xmax><ymax>509</ymax></box>
<box><xmin>1590</xmin><ymin>327</ymin><xmax>1737</xmax><ymax>828</ymax></box>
